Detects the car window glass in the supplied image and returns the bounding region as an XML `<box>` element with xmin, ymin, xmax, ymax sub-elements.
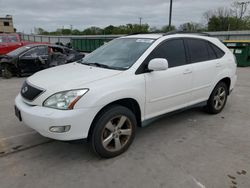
<box><xmin>0</xmin><ymin>36</ymin><xmax>8</xmax><ymax>43</ymax></box>
<box><xmin>8</xmin><ymin>35</ymin><xmax>18</xmax><ymax>43</ymax></box>
<box><xmin>186</xmin><ymin>39</ymin><xmax>210</xmax><ymax>63</ymax></box>
<box><xmin>210</xmin><ymin>43</ymin><xmax>225</xmax><ymax>58</ymax></box>
<box><xmin>207</xmin><ymin>42</ymin><xmax>217</xmax><ymax>60</ymax></box>
<box><xmin>23</xmin><ymin>46</ymin><xmax>47</xmax><ymax>57</ymax></box>
<box><xmin>148</xmin><ymin>39</ymin><xmax>186</xmax><ymax>68</ymax></box>
<box><xmin>83</xmin><ymin>38</ymin><xmax>154</xmax><ymax>70</ymax></box>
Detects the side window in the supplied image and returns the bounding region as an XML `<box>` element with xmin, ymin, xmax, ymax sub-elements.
<box><xmin>23</xmin><ymin>46</ymin><xmax>47</xmax><ymax>57</ymax></box>
<box><xmin>186</xmin><ymin>39</ymin><xmax>209</xmax><ymax>63</ymax></box>
<box><xmin>210</xmin><ymin>43</ymin><xmax>225</xmax><ymax>58</ymax></box>
<box><xmin>148</xmin><ymin>39</ymin><xmax>187</xmax><ymax>68</ymax></box>
<box><xmin>206</xmin><ymin>42</ymin><xmax>217</xmax><ymax>60</ymax></box>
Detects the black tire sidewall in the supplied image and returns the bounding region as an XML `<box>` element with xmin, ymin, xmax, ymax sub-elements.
<box><xmin>2</xmin><ymin>64</ymin><xmax>12</xmax><ymax>79</ymax></box>
<box><xmin>207</xmin><ymin>82</ymin><xmax>228</xmax><ymax>114</ymax></box>
<box><xmin>91</xmin><ymin>105</ymin><xmax>137</xmax><ymax>158</ymax></box>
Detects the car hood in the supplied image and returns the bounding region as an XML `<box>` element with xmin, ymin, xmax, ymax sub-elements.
<box><xmin>27</xmin><ymin>62</ymin><xmax>122</xmax><ymax>91</ymax></box>
<box><xmin>0</xmin><ymin>55</ymin><xmax>13</xmax><ymax>62</ymax></box>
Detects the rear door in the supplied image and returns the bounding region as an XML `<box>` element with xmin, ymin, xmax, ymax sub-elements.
<box><xmin>144</xmin><ymin>38</ymin><xmax>193</xmax><ymax>119</ymax></box>
<box><xmin>185</xmin><ymin>38</ymin><xmax>223</xmax><ymax>103</ymax></box>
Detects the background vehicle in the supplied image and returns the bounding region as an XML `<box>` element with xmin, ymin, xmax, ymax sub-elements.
<box><xmin>0</xmin><ymin>33</ymin><xmax>23</xmax><ymax>55</ymax></box>
<box><xmin>0</xmin><ymin>44</ymin><xmax>85</xmax><ymax>78</ymax></box>
<box><xmin>15</xmin><ymin>33</ymin><xmax>237</xmax><ymax>158</ymax></box>
<box><xmin>0</xmin><ymin>33</ymin><xmax>47</xmax><ymax>55</ymax></box>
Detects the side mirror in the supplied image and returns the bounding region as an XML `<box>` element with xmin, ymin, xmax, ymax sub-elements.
<box><xmin>148</xmin><ymin>58</ymin><xmax>169</xmax><ymax>72</ymax></box>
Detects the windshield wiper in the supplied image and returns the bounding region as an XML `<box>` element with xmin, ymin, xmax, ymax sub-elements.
<box><xmin>88</xmin><ymin>62</ymin><xmax>110</xmax><ymax>68</ymax></box>
<box><xmin>81</xmin><ymin>61</ymin><xmax>112</xmax><ymax>69</ymax></box>
<box><xmin>80</xmin><ymin>60</ymin><xmax>126</xmax><ymax>71</ymax></box>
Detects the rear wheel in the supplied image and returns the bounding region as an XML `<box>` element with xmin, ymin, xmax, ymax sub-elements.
<box><xmin>206</xmin><ymin>82</ymin><xmax>228</xmax><ymax>114</ymax></box>
<box><xmin>91</xmin><ymin>105</ymin><xmax>136</xmax><ymax>158</ymax></box>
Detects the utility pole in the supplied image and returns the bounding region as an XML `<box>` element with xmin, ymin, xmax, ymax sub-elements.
<box><xmin>139</xmin><ymin>17</ymin><xmax>142</xmax><ymax>26</ymax></box>
<box><xmin>139</xmin><ymin>17</ymin><xmax>142</xmax><ymax>32</ymax></box>
<box><xmin>168</xmin><ymin>0</ymin><xmax>173</xmax><ymax>29</ymax></box>
<box><xmin>237</xmin><ymin>1</ymin><xmax>250</xmax><ymax>19</ymax></box>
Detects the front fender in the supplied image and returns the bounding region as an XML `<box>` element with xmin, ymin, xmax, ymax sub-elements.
<box><xmin>74</xmin><ymin>73</ymin><xmax>146</xmax><ymax>119</ymax></box>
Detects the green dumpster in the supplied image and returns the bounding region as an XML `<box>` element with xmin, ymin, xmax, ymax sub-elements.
<box><xmin>224</xmin><ymin>40</ymin><xmax>250</xmax><ymax>67</ymax></box>
<box><xmin>71</xmin><ymin>35</ymin><xmax>120</xmax><ymax>53</ymax></box>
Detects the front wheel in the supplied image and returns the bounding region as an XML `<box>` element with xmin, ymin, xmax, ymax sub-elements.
<box><xmin>91</xmin><ymin>105</ymin><xmax>137</xmax><ymax>158</ymax></box>
<box><xmin>206</xmin><ymin>82</ymin><xmax>228</xmax><ymax>114</ymax></box>
<box><xmin>2</xmin><ymin>64</ymin><xmax>13</xmax><ymax>79</ymax></box>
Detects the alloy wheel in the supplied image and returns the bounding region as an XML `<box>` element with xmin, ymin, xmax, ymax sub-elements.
<box><xmin>213</xmin><ymin>86</ymin><xmax>226</xmax><ymax>110</ymax></box>
<box><xmin>101</xmin><ymin>115</ymin><xmax>132</xmax><ymax>152</ymax></box>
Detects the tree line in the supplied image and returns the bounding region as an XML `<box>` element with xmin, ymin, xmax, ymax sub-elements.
<box><xmin>35</xmin><ymin>1</ymin><xmax>250</xmax><ymax>35</ymax></box>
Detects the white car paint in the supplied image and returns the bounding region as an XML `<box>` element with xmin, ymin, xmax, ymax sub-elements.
<box><xmin>15</xmin><ymin>33</ymin><xmax>237</xmax><ymax>141</ymax></box>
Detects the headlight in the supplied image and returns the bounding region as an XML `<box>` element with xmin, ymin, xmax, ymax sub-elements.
<box><xmin>43</xmin><ymin>89</ymin><xmax>89</xmax><ymax>110</ymax></box>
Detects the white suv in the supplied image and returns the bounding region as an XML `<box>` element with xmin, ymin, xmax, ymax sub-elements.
<box><xmin>15</xmin><ymin>33</ymin><xmax>237</xmax><ymax>158</ymax></box>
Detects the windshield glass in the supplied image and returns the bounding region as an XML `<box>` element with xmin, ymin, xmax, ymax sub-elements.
<box><xmin>81</xmin><ymin>38</ymin><xmax>155</xmax><ymax>70</ymax></box>
<box><xmin>7</xmin><ymin>46</ymin><xmax>31</xmax><ymax>56</ymax></box>
<box><xmin>0</xmin><ymin>35</ymin><xmax>18</xmax><ymax>43</ymax></box>
<box><xmin>0</xmin><ymin>36</ymin><xmax>8</xmax><ymax>43</ymax></box>
<box><xmin>8</xmin><ymin>35</ymin><xmax>19</xmax><ymax>42</ymax></box>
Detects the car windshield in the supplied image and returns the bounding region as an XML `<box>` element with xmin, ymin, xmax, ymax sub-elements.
<box><xmin>0</xmin><ymin>36</ymin><xmax>8</xmax><ymax>43</ymax></box>
<box><xmin>7</xmin><ymin>46</ymin><xmax>31</xmax><ymax>56</ymax></box>
<box><xmin>8</xmin><ymin>35</ymin><xmax>19</xmax><ymax>42</ymax></box>
<box><xmin>80</xmin><ymin>38</ymin><xmax>155</xmax><ymax>70</ymax></box>
<box><xmin>0</xmin><ymin>35</ymin><xmax>18</xmax><ymax>43</ymax></box>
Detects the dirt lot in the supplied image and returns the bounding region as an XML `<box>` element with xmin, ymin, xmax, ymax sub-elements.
<box><xmin>0</xmin><ymin>68</ymin><xmax>250</xmax><ymax>188</ymax></box>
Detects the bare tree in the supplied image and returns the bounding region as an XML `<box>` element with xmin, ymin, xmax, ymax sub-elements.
<box><xmin>231</xmin><ymin>1</ymin><xmax>250</xmax><ymax>19</ymax></box>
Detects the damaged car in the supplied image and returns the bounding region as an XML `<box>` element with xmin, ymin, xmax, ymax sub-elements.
<box><xmin>0</xmin><ymin>44</ymin><xmax>85</xmax><ymax>78</ymax></box>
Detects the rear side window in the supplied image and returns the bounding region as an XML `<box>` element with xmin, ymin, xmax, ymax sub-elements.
<box><xmin>209</xmin><ymin>43</ymin><xmax>225</xmax><ymax>58</ymax></box>
<box><xmin>186</xmin><ymin>39</ymin><xmax>209</xmax><ymax>63</ymax></box>
<box><xmin>148</xmin><ymin>39</ymin><xmax>186</xmax><ymax>68</ymax></box>
<box><xmin>207</xmin><ymin>42</ymin><xmax>217</xmax><ymax>60</ymax></box>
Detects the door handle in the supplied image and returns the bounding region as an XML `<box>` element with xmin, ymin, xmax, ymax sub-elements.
<box><xmin>183</xmin><ymin>69</ymin><xmax>192</xmax><ymax>74</ymax></box>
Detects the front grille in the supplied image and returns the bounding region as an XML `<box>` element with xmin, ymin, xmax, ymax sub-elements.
<box><xmin>21</xmin><ymin>81</ymin><xmax>44</xmax><ymax>101</ymax></box>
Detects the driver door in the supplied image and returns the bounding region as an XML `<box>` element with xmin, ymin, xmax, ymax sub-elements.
<box><xmin>18</xmin><ymin>46</ymin><xmax>48</xmax><ymax>74</ymax></box>
<box><xmin>144</xmin><ymin>39</ymin><xmax>193</xmax><ymax>119</ymax></box>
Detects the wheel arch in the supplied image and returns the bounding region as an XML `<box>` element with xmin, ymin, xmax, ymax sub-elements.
<box><xmin>87</xmin><ymin>98</ymin><xmax>142</xmax><ymax>141</ymax></box>
<box><xmin>219</xmin><ymin>77</ymin><xmax>231</xmax><ymax>95</ymax></box>
<box><xmin>211</xmin><ymin>77</ymin><xmax>231</xmax><ymax>97</ymax></box>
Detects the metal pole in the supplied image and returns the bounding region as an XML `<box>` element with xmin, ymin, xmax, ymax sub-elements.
<box><xmin>169</xmin><ymin>0</ymin><xmax>173</xmax><ymax>29</ymax></box>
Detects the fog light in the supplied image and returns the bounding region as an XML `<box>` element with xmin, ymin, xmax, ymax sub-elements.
<box><xmin>49</xmin><ymin>125</ymin><xmax>71</xmax><ymax>133</ymax></box>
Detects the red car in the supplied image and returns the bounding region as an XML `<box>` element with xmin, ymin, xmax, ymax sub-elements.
<box><xmin>0</xmin><ymin>33</ymin><xmax>47</xmax><ymax>55</ymax></box>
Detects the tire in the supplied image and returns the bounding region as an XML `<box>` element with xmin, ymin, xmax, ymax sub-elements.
<box><xmin>206</xmin><ymin>82</ymin><xmax>228</xmax><ymax>114</ymax></box>
<box><xmin>91</xmin><ymin>105</ymin><xmax>137</xmax><ymax>158</ymax></box>
<box><xmin>2</xmin><ymin>64</ymin><xmax>13</xmax><ymax>79</ymax></box>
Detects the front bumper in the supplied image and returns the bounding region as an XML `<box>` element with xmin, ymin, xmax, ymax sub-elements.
<box><xmin>15</xmin><ymin>94</ymin><xmax>101</xmax><ymax>141</ymax></box>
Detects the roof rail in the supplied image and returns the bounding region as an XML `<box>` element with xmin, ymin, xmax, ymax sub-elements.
<box><xmin>163</xmin><ymin>31</ymin><xmax>210</xmax><ymax>36</ymax></box>
<box><xmin>127</xmin><ymin>32</ymin><xmax>163</xmax><ymax>36</ymax></box>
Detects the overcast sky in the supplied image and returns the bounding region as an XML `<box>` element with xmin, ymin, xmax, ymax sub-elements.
<box><xmin>0</xmin><ymin>0</ymin><xmax>235</xmax><ymax>33</ymax></box>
